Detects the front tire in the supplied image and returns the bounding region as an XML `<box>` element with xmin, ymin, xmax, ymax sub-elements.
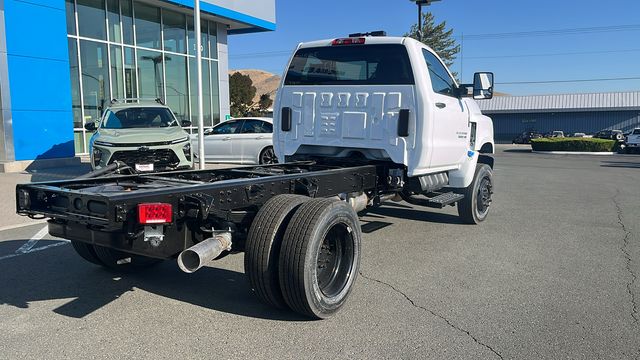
<box><xmin>457</xmin><ymin>164</ymin><xmax>494</xmax><ymax>224</ymax></box>
<box><xmin>259</xmin><ymin>146</ymin><xmax>277</xmax><ymax>165</ymax></box>
<box><xmin>279</xmin><ymin>198</ymin><xmax>361</xmax><ymax>319</ymax></box>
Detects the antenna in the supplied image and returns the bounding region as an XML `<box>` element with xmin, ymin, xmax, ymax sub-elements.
<box><xmin>409</xmin><ymin>0</ymin><xmax>442</xmax><ymax>41</ymax></box>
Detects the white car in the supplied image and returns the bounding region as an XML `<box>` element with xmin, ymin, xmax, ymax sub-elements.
<box><xmin>191</xmin><ymin>117</ymin><xmax>276</xmax><ymax>164</ymax></box>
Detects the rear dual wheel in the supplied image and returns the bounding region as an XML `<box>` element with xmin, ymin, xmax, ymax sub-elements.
<box><xmin>70</xmin><ymin>240</ymin><xmax>161</xmax><ymax>272</ymax></box>
<box><xmin>244</xmin><ymin>195</ymin><xmax>361</xmax><ymax>319</ymax></box>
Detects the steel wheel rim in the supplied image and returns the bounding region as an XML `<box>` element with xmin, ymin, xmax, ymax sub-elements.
<box><xmin>261</xmin><ymin>148</ymin><xmax>276</xmax><ymax>164</ymax></box>
<box><xmin>476</xmin><ymin>176</ymin><xmax>492</xmax><ymax>216</ymax></box>
<box><xmin>316</xmin><ymin>223</ymin><xmax>354</xmax><ymax>298</ymax></box>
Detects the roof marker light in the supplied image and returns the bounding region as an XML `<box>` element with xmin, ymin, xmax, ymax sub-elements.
<box><xmin>331</xmin><ymin>38</ymin><xmax>366</xmax><ymax>46</ymax></box>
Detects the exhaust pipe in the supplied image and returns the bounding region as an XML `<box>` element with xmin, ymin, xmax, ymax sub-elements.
<box><xmin>177</xmin><ymin>232</ymin><xmax>232</xmax><ymax>273</ymax></box>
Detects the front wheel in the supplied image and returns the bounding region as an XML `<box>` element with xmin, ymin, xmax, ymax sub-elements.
<box><xmin>259</xmin><ymin>146</ymin><xmax>278</xmax><ymax>165</ymax></box>
<box><xmin>457</xmin><ymin>164</ymin><xmax>494</xmax><ymax>224</ymax></box>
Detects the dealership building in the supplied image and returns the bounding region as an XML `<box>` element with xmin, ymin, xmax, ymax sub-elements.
<box><xmin>0</xmin><ymin>0</ymin><xmax>274</xmax><ymax>168</ymax></box>
<box><xmin>478</xmin><ymin>91</ymin><xmax>640</xmax><ymax>142</ymax></box>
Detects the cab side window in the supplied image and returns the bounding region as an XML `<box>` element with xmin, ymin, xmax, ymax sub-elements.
<box><xmin>422</xmin><ymin>49</ymin><xmax>457</xmax><ymax>97</ymax></box>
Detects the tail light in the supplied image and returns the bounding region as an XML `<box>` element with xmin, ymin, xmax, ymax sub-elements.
<box><xmin>331</xmin><ymin>38</ymin><xmax>365</xmax><ymax>46</ymax></box>
<box><xmin>138</xmin><ymin>203</ymin><xmax>172</xmax><ymax>224</ymax></box>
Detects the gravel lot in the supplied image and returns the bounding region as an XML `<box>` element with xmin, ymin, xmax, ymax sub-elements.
<box><xmin>0</xmin><ymin>148</ymin><xmax>638</xmax><ymax>359</ymax></box>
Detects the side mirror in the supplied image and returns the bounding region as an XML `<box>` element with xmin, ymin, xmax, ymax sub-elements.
<box><xmin>181</xmin><ymin>120</ymin><xmax>192</xmax><ymax>127</ymax></box>
<box><xmin>203</xmin><ymin>128</ymin><xmax>214</xmax><ymax>135</ymax></box>
<box><xmin>473</xmin><ymin>72</ymin><xmax>494</xmax><ymax>100</ymax></box>
<box><xmin>84</xmin><ymin>122</ymin><xmax>97</xmax><ymax>131</ymax></box>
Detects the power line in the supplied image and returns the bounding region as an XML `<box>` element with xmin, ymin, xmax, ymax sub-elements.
<box><xmin>460</xmin><ymin>24</ymin><xmax>640</xmax><ymax>40</ymax></box>
<box><xmin>229</xmin><ymin>24</ymin><xmax>640</xmax><ymax>59</ymax></box>
<box><xmin>497</xmin><ymin>77</ymin><xmax>640</xmax><ymax>85</ymax></box>
<box><xmin>466</xmin><ymin>48</ymin><xmax>640</xmax><ymax>60</ymax></box>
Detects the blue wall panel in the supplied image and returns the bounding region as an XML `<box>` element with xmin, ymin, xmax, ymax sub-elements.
<box><xmin>489</xmin><ymin>111</ymin><xmax>640</xmax><ymax>143</ymax></box>
<box><xmin>4</xmin><ymin>0</ymin><xmax>73</xmax><ymax>160</ymax></box>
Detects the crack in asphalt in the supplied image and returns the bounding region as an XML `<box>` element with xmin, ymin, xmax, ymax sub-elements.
<box><xmin>613</xmin><ymin>191</ymin><xmax>639</xmax><ymax>323</ymax></box>
<box><xmin>359</xmin><ymin>272</ymin><xmax>505</xmax><ymax>360</ymax></box>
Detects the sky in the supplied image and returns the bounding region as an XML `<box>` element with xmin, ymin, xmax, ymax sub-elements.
<box><xmin>228</xmin><ymin>0</ymin><xmax>640</xmax><ymax>96</ymax></box>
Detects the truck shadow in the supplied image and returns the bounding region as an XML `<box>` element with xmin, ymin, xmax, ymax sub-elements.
<box><xmin>0</xmin><ymin>240</ymin><xmax>308</xmax><ymax>321</ymax></box>
<box><xmin>365</xmin><ymin>203</ymin><xmax>464</xmax><ymax>225</ymax></box>
<box><xmin>600</xmin><ymin>160</ymin><xmax>640</xmax><ymax>169</ymax></box>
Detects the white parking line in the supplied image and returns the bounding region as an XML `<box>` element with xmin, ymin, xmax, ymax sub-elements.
<box><xmin>16</xmin><ymin>226</ymin><xmax>49</xmax><ymax>253</ymax></box>
<box><xmin>0</xmin><ymin>226</ymin><xmax>70</xmax><ymax>261</ymax></box>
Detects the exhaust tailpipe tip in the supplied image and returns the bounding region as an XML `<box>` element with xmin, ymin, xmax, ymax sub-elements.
<box><xmin>177</xmin><ymin>232</ymin><xmax>232</xmax><ymax>273</ymax></box>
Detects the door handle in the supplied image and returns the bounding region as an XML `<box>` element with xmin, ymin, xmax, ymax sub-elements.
<box><xmin>256</xmin><ymin>136</ymin><xmax>265</xmax><ymax>140</ymax></box>
<box><xmin>435</xmin><ymin>102</ymin><xmax>447</xmax><ymax>109</ymax></box>
<box><xmin>222</xmin><ymin>136</ymin><xmax>231</xmax><ymax>141</ymax></box>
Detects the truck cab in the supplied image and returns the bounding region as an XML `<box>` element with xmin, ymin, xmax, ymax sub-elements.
<box><xmin>273</xmin><ymin>34</ymin><xmax>494</xmax><ymax>189</ymax></box>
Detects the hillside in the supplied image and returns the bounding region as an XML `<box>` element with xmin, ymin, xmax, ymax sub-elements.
<box><xmin>229</xmin><ymin>69</ymin><xmax>281</xmax><ymax>105</ymax></box>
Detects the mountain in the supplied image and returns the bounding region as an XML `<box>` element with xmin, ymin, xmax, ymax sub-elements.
<box><xmin>229</xmin><ymin>69</ymin><xmax>281</xmax><ymax>105</ymax></box>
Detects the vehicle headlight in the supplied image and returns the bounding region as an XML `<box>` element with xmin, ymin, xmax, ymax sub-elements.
<box><xmin>171</xmin><ymin>136</ymin><xmax>190</xmax><ymax>144</ymax></box>
<box><xmin>182</xmin><ymin>142</ymin><xmax>191</xmax><ymax>160</ymax></box>
<box><xmin>94</xmin><ymin>140</ymin><xmax>114</xmax><ymax>147</ymax></box>
<box><xmin>93</xmin><ymin>148</ymin><xmax>103</xmax><ymax>166</ymax></box>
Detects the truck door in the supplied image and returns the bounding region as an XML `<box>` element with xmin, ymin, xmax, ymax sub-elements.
<box><xmin>421</xmin><ymin>49</ymin><xmax>470</xmax><ymax>168</ymax></box>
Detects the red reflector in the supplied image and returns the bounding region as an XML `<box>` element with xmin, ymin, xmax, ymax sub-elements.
<box><xmin>331</xmin><ymin>37</ymin><xmax>365</xmax><ymax>46</ymax></box>
<box><xmin>138</xmin><ymin>203</ymin><xmax>172</xmax><ymax>224</ymax></box>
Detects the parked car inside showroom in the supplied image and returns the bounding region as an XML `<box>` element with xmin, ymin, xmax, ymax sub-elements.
<box><xmin>86</xmin><ymin>99</ymin><xmax>193</xmax><ymax>172</ymax></box>
<box><xmin>191</xmin><ymin>117</ymin><xmax>276</xmax><ymax>164</ymax></box>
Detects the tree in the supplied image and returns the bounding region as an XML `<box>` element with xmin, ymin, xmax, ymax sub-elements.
<box><xmin>229</xmin><ymin>72</ymin><xmax>256</xmax><ymax>117</ymax></box>
<box><xmin>405</xmin><ymin>12</ymin><xmax>460</xmax><ymax>68</ymax></box>
<box><xmin>258</xmin><ymin>94</ymin><xmax>273</xmax><ymax>112</ymax></box>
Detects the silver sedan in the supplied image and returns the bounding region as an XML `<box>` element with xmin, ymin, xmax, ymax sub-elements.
<box><xmin>191</xmin><ymin>117</ymin><xmax>277</xmax><ymax>164</ymax></box>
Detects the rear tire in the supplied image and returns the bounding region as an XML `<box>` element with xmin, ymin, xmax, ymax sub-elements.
<box><xmin>244</xmin><ymin>194</ymin><xmax>309</xmax><ymax>309</ymax></box>
<box><xmin>279</xmin><ymin>198</ymin><xmax>361</xmax><ymax>319</ymax></box>
<box><xmin>70</xmin><ymin>240</ymin><xmax>104</xmax><ymax>265</ymax></box>
<box><xmin>457</xmin><ymin>164</ymin><xmax>494</xmax><ymax>224</ymax></box>
<box><xmin>92</xmin><ymin>245</ymin><xmax>162</xmax><ymax>272</ymax></box>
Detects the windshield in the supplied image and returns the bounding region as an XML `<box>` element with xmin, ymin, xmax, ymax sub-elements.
<box><xmin>284</xmin><ymin>44</ymin><xmax>414</xmax><ymax>86</ymax></box>
<box><xmin>101</xmin><ymin>107</ymin><xmax>177</xmax><ymax>129</ymax></box>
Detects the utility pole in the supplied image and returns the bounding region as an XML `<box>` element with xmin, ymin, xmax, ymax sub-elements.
<box><xmin>194</xmin><ymin>0</ymin><xmax>205</xmax><ymax>170</ymax></box>
<box><xmin>409</xmin><ymin>0</ymin><xmax>441</xmax><ymax>41</ymax></box>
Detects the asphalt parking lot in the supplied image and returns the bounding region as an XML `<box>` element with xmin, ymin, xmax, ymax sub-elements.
<box><xmin>0</xmin><ymin>148</ymin><xmax>638</xmax><ymax>359</ymax></box>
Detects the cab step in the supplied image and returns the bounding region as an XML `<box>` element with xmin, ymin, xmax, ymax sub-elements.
<box><xmin>425</xmin><ymin>192</ymin><xmax>465</xmax><ymax>208</ymax></box>
<box><xmin>400</xmin><ymin>191</ymin><xmax>464</xmax><ymax>209</ymax></box>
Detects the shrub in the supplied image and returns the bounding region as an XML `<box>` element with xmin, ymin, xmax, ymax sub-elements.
<box><xmin>530</xmin><ymin>138</ymin><xmax>618</xmax><ymax>152</ymax></box>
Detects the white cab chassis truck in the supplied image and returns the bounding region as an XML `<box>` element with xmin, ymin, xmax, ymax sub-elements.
<box><xmin>274</xmin><ymin>34</ymin><xmax>495</xmax><ymax>223</ymax></box>
<box><xmin>16</xmin><ymin>33</ymin><xmax>495</xmax><ymax>320</ymax></box>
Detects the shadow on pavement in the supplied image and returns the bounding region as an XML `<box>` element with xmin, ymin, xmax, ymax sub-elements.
<box><xmin>0</xmin><ymin>240</ymin><xmax>308</xmax><ymax>321</ymax></box>
<box><xmin>365</xmin><ymin>205</ymin><xmax>464</xmax><ymax>225</ymax></box>
<box><xmin>600</xmin><ymin>160</ymin><xmax>640</xmax><ymax>169</ymax></box>
<box><xmin>503</xmin><ymin>148</ymin><xmax>533</xmax><ymax>153</ymax></box>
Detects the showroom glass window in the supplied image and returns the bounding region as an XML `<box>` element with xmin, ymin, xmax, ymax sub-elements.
<box><xmin>65</xmin><ymin>0</ymin><xmax>221</xmax><ymax>154</ymax></box>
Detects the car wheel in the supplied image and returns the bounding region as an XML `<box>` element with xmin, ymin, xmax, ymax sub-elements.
<box><xmin>259</xmin><ymin>146</ymin><xmax>277</xmax><ymax>165</ymax></box>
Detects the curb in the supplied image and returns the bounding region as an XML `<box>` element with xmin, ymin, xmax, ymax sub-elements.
<box><xmin>532</xmin><ymin>151</ymin><xmax>615</xmax><ymax>156</ymax></box>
